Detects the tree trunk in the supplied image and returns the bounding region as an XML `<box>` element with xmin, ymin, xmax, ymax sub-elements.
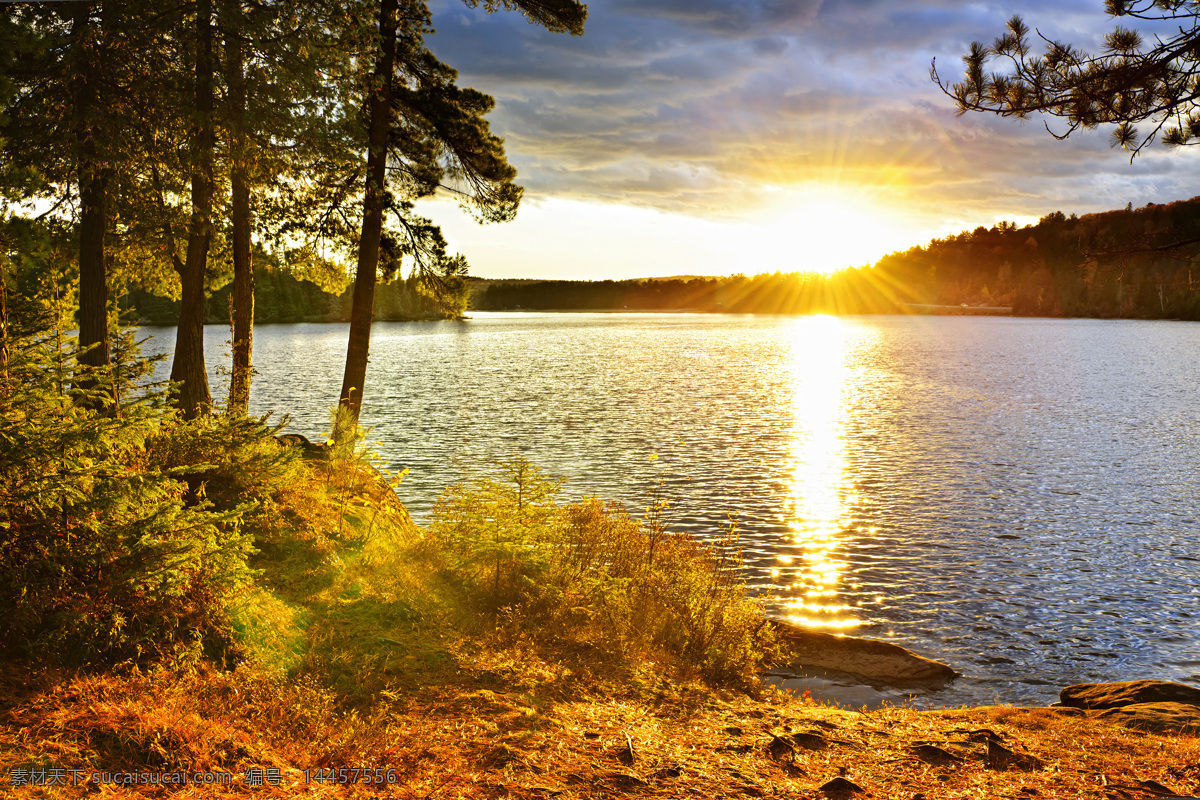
<box><xmin>72</xmin><ymin>3</ymin><xmax>111</xmax><ymax>391</ymax></box>
<box><xmin>171</xmin><ymin>0</ymin><xmax>215</xmax><ymax>419</ymax></box>
<box><xmin>338</xmin><ymin>0</ymin><xmax>398</xmax><ymax>427</ymax></box>
<box><xmin>0</xmin><ymin>263</ymin><xmax>9</xmax><ymax>403</ymax></box>
<box><xmin>225</xmin><ymin>0</ymin><xmax>253</xmax><ymax>416</ymax></box>
<box><xmin>77</xmin><ymin>171</ymin><xmax>108</xmax><ymax>368</ymax></box>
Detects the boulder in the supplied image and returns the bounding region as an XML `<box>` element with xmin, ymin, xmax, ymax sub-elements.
<box><xmin>1092</xmin><ymin>702</ymin><xmax>1200</xmax><ymax>734</ymax></box>
<box><xmin>275</xmin><ymin>433</ymin><xmax>329</xmax><ymax>459</ymax></box>
<box><xmin>1059</xmin><ymin>680</ymin><xmax>1200</xmax><ymax>710</ymax></box>
<box><xmin>819</xmin><ymin>777</ymin><xmax>864</xmax><ymax>795</ymax></box>
<box><xmin>773</xmin><ymin>622</ymin><xmax>958</xmax><ymax>686</ymax></box>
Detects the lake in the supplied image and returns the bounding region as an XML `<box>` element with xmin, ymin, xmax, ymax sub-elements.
<box><xmin>142</xmin><ymin>312</ymin><xmax>1200</xmax><ymax>708</ymax></box>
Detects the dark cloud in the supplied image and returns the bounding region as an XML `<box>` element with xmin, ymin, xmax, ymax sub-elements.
<box><xmin>424</xmin><ymin>0</ymin><xmax>1200</xmax><ymax>227</ymax></box>
<box><xmin>610</xmin><ymin>0</ymin><xmax>824</xmax><ymax>35</ymax></box>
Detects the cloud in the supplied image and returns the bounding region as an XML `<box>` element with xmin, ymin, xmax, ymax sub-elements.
<box><xmin>423</xmin><ymin>0</ymin><xmax>1200</xmax><ymax>241</ymax></box>
<box><xmin>610</xmin><ymin>0</ymin><xmax>825</xmax><ymax>35</ymax></box>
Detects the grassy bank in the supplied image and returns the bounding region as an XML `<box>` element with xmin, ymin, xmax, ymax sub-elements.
<box><xmin>2</xmin><ymin>338</ymin><xmax>1198</xmax><ymax>798</ymax></box>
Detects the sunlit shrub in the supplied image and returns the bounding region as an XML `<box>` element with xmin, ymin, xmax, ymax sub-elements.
<box><xmin>429</xmin><ymin>460</ymin><xmax>777</xmax><ymax>688</ymax></box>
<box><xmin>430</xmin><ymin>459</ymin><xmax>564</xmax><ymax>609</ymax></box>
<box><xmin>0</xmin><ymin>332</ymin><xmax>257</xmax><ymax>664</ymax></box>
<box><xmin>145</xmin><ymin>411</ymin><xmax>302</xmax><ymax>546</ymax></box>
<box><xmin>321</xmin><ymin>405</ymin><xmax>411</xmax><ymax>546</ymax></box>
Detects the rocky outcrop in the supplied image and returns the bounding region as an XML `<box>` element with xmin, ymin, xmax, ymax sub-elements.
<box><xmin>1059</xmin><ymin>680</ymin><xmax>1200</xmax><ymax>710</ymax></box>
<box><xmin>772</xmin><ymin>622</ymin><xmax>958</xmax><ymax>686</ymax></box>
<box><xmin>1058</xmin><ymin>681</ymin><xmax>1200</xmax><ymax>734</ymax></box>
<box><xmin>1093</xmin><ymin>702</ymin><xmax>1200</xmax><ymax>734</ymax></box>
<box><xmin>275</xmin><ymin>433</ymin><xmax>329</xmax><ymax>459</ymax></box>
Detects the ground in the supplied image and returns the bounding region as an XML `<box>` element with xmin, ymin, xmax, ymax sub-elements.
<box><xmin>3</xmin><ymin>649</ymin><xmax>1199</xmax><ymax>799</ymax></box>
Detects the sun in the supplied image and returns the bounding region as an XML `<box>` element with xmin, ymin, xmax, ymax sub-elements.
<box><xmin>743</xmin><ymin>186</ymin><xmax>913</xmax><ymax>275</ymax></box>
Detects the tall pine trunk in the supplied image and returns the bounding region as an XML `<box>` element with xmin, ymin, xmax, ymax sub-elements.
<box><xmin>171</xmin><ymin>0</ymin><xmax>215</xmax><ymax>418</ymax></box>
<box><xmin>0</xmin><ymin>264</ymin><xmax>9</xmax><ymax>403</ymax></box>
<box><xmin>225</xmin><ymin>0</ymin><xmax>253</xmax><ymax>416</ymax></box>
<box><xmin>72</xmin><ymin>3</ymin><xmax>111</xmax><ymax>389</ymax></box>
<box><xmin>338</xmin><ymin>0</ymin><xmax>398</xmax><ymax>427</ymax></box>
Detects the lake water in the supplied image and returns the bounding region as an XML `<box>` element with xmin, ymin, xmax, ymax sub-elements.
<box><xmin>142</xmin><ymin>313</ymin><xmax>1200</xmax><ymax>708</ymax></box>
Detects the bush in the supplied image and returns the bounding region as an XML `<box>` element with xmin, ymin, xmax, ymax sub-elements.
<box><xmin>429</xmin><ymin>460</ymin><xmax>777</xmax><ymax>688</ymax></box>
<box><xmin>0</xmin><ymin>332</ymin><xmax>259</xmax><ymax>664</ymax></box>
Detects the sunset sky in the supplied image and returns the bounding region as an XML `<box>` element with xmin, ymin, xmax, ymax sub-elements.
<box><xmin>418</xmin><ymin>0</ymin><xmax>1200</xmax><ymax>280</ymax></box>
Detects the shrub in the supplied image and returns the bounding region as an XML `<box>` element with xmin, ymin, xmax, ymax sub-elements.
<box><xmin>429</xmin><ymin>460</ymin><xmax>778</xmax><ymax>688</ymax></box>
<box><xmin>144</xmin><ymin>411</ymin><xmax>303</xmax><ymax>547</ymax></box>
<box><xmin>429</xmin><ymin>459</ymin><xmax>564</xmax><ymax>610</ymax></box>
<box><xmin>0</xmin><ymin>332</ymin><xmax>258</xmax><ymax>664</ymax></box>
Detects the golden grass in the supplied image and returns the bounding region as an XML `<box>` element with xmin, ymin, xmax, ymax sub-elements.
<box><xmin>4</xmin><ymin>649</ymin><xmax>1200</xmax><ymax>799</ymax></box>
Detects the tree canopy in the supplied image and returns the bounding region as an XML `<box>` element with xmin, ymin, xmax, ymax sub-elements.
<box><xmin>933</xmin><ymin>1</ymin><xmax>1200</xmax><ymax>156</ymax></box>
<box><xmin>0</xmin><ymin>0</ymin><xmax>586</xmax><ymax>422</ymax></box>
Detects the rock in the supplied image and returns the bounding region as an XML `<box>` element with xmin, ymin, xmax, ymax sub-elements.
<box><xmin>909</xmin><ymin>744</ymin><xmax>962</xmax><ymax>765</ymax></box>
<box><xmin>819</xmin><ymin>777</ymin><xmax>864</xmax><ymax>795</ymax></box>
<box><xmin>964</xmin><ymin>729</ymin><xmax>1001</xmax><ymax>743</ymax></box>
<box><xmin>791</xmin><ymin>732</ymin><xmax>828</xmax><ymax>751</ymax></box>
<box><xmin>275</xmin><ymin>433</ymin><xmax>329</xmax><ymax>459</ymax></box>
<box><xmin>1059</xmin><ymin>680</ymin><xmax>1200</xmax><ymax>710</ymax></box>
<box><xmin>1137</xmin><ymin>779</ymin><xmax>1180</xmax><ymax>796</ymax></box>
<box><xmin>984</xmin><ymin>740</ymin><xmax>1042</xmax><ymax>772</ymax></box>
<box><xmin>1092</xmin><ymin>702</ymin><xmax>1200</xmax><ymax>734</ymax></box>
<box><xmin>773</xmin><ymin>622</ymin><xmax>958</xmax><ymax>686</ymax></box>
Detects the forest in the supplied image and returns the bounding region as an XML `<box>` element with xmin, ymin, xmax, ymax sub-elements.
<box><xmin>0</xmin><ymin>0</ymin><xmax>528</xmax><ymax>422</ymax></box>
<box><xmin>473</xmin><ymin>196</ymin><xmax>1200</xmax><ymax>319</ymax></box>
<box><xmin>125</xmin><ymin>260</ymin><xmax>467</xmax><ymax>326</ymax></box>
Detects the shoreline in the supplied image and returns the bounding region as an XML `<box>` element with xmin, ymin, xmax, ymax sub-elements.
<box><xmin>5</xmin><ymin>654</ymin><xmax>1198</xmax><ymax>798</ymax></box>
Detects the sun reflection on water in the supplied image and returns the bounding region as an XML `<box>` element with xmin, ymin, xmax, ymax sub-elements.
<box><xmin>779</xmin><ymin>315</ymin><xmax>858</xmax><ymax>629</ymax></box>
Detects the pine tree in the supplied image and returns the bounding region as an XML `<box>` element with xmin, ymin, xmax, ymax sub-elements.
<box><xmin>933</xmin><ymin>2</ymin><xmax>1200</xmax><ymax>157</ymax></box>
<box><xmin>336</xmin><ymin>0</ymin><xmax>586</xmax><ymax>427</ymax></box>
<box><xmin>169</xmin><ymin>0</ymin><xmax>218</xmax><ymax>419</ymax></box>
<box><xmin>223</xmin><ymin>0</ymin><xmax>254</xmax><ymax>415</ymax></box>
<box><xmin>2</xmin><ymin>4</ymin><xmax>124</xmax><ymax>398</ymax></box>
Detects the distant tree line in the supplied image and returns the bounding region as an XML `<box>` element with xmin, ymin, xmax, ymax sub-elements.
<box><xmin>126</xmin><ymin>260</ymin><xmax>469</xmax><ymax>326</ymax></box>
<box><xmin>873</xmin><ymin>197</ymin><xmax>1200</xmax><ymax>318</ymax></box>
<box><xmin>473</xmin><ymin>196</ymin><xmax>1200</xmax><ymax>320</ymax></box>
<box><xmin>471</xmin><ymin>273</ymin><xmax>896</xmax><ymax>314</ymax></box>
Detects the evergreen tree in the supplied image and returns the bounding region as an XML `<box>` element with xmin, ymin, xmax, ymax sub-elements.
<box><xmin>2</xmin><ymin>4</ymin><xmax>128</xmax><ymax>397</ymax></box>
<box><xmin>336</xmin><ymin>0</ymin><xmax>586</xmax><ymax>426</ymax></box>
<box><xmin>215</xmin><ymin>0</ymin><xmax>363</xmax><ymax>414</ymax></box>
<box><xmin>223</xmin><ymin>0</ymin><xmax>254</xmax><ymax>415</ymax></box>
<box><xmin>933</xmin><ymin>2</ymin><xmax>1200</xmax><ymax>156</ymax></box>
<box><xmin>170</xmin><ymin>0</ymin><xmax>218</xmax><ymax>419</ymax></box>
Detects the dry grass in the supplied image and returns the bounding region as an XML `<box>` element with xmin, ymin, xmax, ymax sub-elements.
<box><xmin>4</xmin><ymin>649</ymin><xmax>1199</xmax><ymax>800</ymax></box>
